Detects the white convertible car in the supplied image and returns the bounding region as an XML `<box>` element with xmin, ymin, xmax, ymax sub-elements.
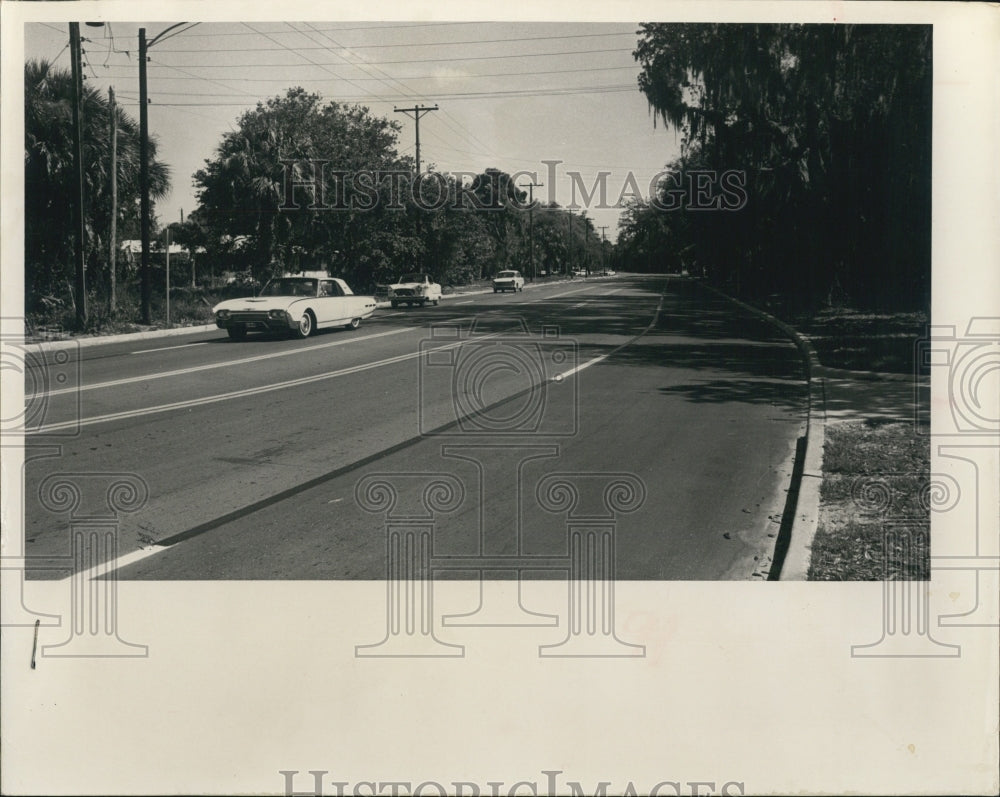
<box><xmin>213</xmin><ymin>276</ymin><xmax>376</xmax><ymax>340</ymax></box>
<box><xmin>387</xmin><ymin>273</ymin><xmax>442</xmax><ymax>308</ymax></box>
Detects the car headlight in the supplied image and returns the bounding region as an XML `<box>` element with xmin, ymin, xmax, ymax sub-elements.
<box><xmin>216</xmin><ymin>309</ymin><xmax>230</xmax><ymax>320</ymax></box>
<box><xmin>267</xmin><ymin>309</ymin><xmax>286</xmax><ymax>320</ymax></box>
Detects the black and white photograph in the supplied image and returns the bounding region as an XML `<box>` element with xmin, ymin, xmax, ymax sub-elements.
<box><xmin>2</xmin><ymin>2</ymin><xmax>997</xmax><ymax>795</ymax></box>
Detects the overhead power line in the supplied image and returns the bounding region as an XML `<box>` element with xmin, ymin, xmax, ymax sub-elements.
<box><xmin>288</xmin><ymin>21</ymin><xmax>505</xmax><ymax>165</ymax></box>
<box><xmin>146</xmin><ymin>47</ymin><xmax>633</xmax><ymax>67</ymax></box>
<box><xmin>164</xmin><ymin>22</ymin><xmax>492</xmax><ymax>36</ymax></box>
<box><xmin>128</xmin><ymin>82</ymin><xmax>637</xmax><ymax>99</ymax></box>
<box><xmin>146</xmin><ymin>84</ymin><xmax>637</xmax><ymax>106</ymax></box>
<box><xmin>103</xmin><ymin>64</ymin><xmax>639</xmax><ymax>81</ymax></box>
<box><xmin>153</xmin><ymin>31</ymin><xmax>638</xmax><ymax>53</ymax></box>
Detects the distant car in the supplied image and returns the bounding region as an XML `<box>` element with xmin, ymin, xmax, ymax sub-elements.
<box><xmin>493</xmin><ymin>270</ymin><xmax>525</xmax><ymax>293</ymax></box>
<box><xmin>212</xmin><ymin>276</ymin><xmax>376</xmax><ymax>340</ymax></box>
<box><xmin>573</xmin><ymin>269</ymin><xmax>587</xmax><ymax>277</ymax></box>
<box><xmin>601</xmin><ymin>269</ymin><xmax>617</xmax><ymax>276</ymax></box>
<box><xmin>387</xmin><ymin>273</ymin><xmax>442</xmax><ymax>308</ymax></box>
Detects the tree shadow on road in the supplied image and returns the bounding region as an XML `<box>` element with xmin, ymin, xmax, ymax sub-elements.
<box><xmin>656</xmin><ymin>378</ymin><xmax>807</xmax><ymax>410</ymax></box>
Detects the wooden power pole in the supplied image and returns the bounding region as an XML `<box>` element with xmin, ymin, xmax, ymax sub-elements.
<box><xmin>69</xmin><ymin>23</ymin><xmax>87</xmax><ymax>328</ymax></box>
<box><xmin>108</xmin><ymin>86</ymin><xmax>117</xmax><ymax>313</ymax></box>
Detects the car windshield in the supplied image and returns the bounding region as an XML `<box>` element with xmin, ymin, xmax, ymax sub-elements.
<box><xmin>399</xmin><ymin>274</ymin><xmax>424</xmax><ymax>283</ymax></box>
<box><xmin>497</xmin><ymin>271</ymin><xmax>517</xmax><ymax>278</ymax></box>
<box><xmin>260</xmin><ymin>278</ymin><xmax>317</xmax><ymax>297</ymax></box>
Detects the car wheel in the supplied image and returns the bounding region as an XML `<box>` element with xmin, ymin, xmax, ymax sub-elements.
<box><xmin>293</xmin><ymin>311</ymin><xmax>314</xmax><ymax>339</ymax></box>
<box><xmin>227</xmin><ymin>325</ymin><xmax>247</xmax><ymax>341</ymax></box>
<box><xmin>345</xmin><ymin>317</ymin><xmax>361</xmax><ymax>330</ymax></box>
<box><xmin>432</xmin><ymin>297</ymin><xmax>439</xmax><ymax>306</ymax></box>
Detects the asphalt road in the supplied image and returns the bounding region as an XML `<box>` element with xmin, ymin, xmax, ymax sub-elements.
<box><xmin>22</xmin><ymin>275</ymin><xmax>807</xmax><ymax>579</ymax></box>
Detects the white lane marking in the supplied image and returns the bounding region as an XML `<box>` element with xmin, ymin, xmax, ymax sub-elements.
<box><xmin>132</xmin><ymin>342</ymin><xmax>209</xmax><ymax>354</ymax></box>
<box><xmin>551</xmin><ymin>292</ymin><xmax>663</xmax><ymax>383</ymax></box>
<box><xmin>552</xmin><ymin>352</ymin><xmax>613</xmax><ymax>382</ymax></box>
<box><xmin>32</xmin><ymin>332</ymin><xmax>504</xmax><ymax>433</ymax></box>
<box><xmin>536</xmin><ymin>286</ymin><xmax>593</xmax><ymax>300</ymax></box>
<box><xmin>44</xmin><ymin>326</ymin><xmax>416</xmax><ymax>397</ymax></box>
<box><xmin>569</xmin><ymin>301</ymin><xmax>589</xmax><ymax>309</ymax></box>
<box><xmin>455</xmin><ymin>300</ymin><xmax>474</xmax><ymax>305</ymax></box>
<box><xmin>61</xmin><ymin>545</ymin><xmax>170</xmax><ymax>583</ymax></box>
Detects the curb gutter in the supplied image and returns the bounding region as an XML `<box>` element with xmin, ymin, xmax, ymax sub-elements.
<box><xmin>698</xmin><ymin>282</ymin><xmax>825</xmax><ymax>581</ymax></box>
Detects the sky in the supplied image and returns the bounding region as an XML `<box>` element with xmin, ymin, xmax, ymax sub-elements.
<box><xmin>24</xmin><ymin>20</ymin><xmax>686</xmax><ymax>243</ymax></box>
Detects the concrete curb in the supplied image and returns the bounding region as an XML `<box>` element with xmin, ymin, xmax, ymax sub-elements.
<box><xmin>696</xmin><ymin>283</ymin><xmax>931</xmax><ymax>578</ymax></box>
<box><xmin>697</xmin><ymin>282</ymin><xmax>825</xmax><ymax>581</ymax></box>
<box><xmin>25</xmin><ymin>323</ymin><xmax>219</xmax><ymax>352</ymax></box>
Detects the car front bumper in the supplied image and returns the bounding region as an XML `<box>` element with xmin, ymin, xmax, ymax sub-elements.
<box><xmin>215</xmin><ymin>311</ymin><xmax>295</xmax><ymax>331</ymax></box>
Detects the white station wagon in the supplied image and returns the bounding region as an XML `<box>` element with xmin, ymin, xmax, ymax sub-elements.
<box><xmin>492</xmin><ymin>270</ymin><xmax>525</xmax><ymax>293</ymax></box>
<box><xmin>213</xmin><ymin>276</ymin><xmax>376</xmax><ymax>340</ymax></box>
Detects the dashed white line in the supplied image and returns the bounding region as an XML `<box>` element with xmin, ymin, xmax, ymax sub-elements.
<box><xmin>553</xmin><ymin>352</ymin><xmax>613</xmax><ymax>382</ymax></box>
<box><xmin>538</xmin><ymin>286</ymin><xmax>593</xmax><ymax>300</ymax></box>
<box><xmin>45</xmin><ymin>326</ymin><xmax>416</xmax><ymax>397</ymax></box>
<box><xmin>132</xmin><ymin>341</ymin><xmax>209</xmax><ymax>354</ymax></box>
<box><xmin>32</xmin><ymin>332</ymin><xmax>504</xmax><ymax>434</ymax></box>
<box><xmin>63</xmin><ymin>545</ymin><xmax>170</xmax><ymax>583</ymax></box>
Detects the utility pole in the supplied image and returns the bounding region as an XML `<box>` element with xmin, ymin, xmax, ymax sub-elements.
<box><xmin>108</xmin><ymin>86</ymin><xmax>117</xmax><ymax>313</ymax></box>
<box><xmin>521</xmin><ymin>180</ymin><xmax>543</xmax><ymax>281</ymax></box>
<box><xmin>139</xmin><ymin>28</ymin><xmax>150</xmax><ymax>324</ymax></box>
<box><xmin>139</xmin><ymin>24</ymin><xmax>188</xmax><ymax>325</ymax></box>
<box><xmin>598</xmin><ymin>225</ymin><xmax>608</xmax><ymax>274</ymax></box>
<box><xmin>183</xmin><ymin>209</ymin><xmax>194</xmax><ymax>288</ymax></box>
<box><xmin>393</xmin><ymin>104</ymin><xmax>438</xmax><ymax>176</ymax></box>
<box><xmin>165</xmin><ymin>225</ymin><xmax>171</xmax><ymax>326</ymax></box>
<box><xmin>394</xmin><ymin>104</ymin><xmax>438</xmax><ymax>271</ymax></box>
<box><xmin>566</xmin><ymin>210</ymin><xmax>573</xmax><ymax>276</ymax></box>
<box><xmin>69</xmin><ymin>23</ymin><xmax>87</xmax><ymax>328</ymax></box>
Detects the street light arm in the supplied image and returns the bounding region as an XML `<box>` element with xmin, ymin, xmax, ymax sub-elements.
<box><xmin>147</xmin><ymin>22</ymin><xmax>190</xmax><ymax>48</ymax></box>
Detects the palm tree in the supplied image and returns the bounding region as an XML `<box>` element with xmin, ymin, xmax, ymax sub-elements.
<box><xmin>24</xmin><ymin>59</ymin><xmax>171</xmax><ymax>313</ymax></box>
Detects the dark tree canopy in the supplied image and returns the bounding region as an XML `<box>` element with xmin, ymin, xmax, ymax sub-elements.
<box><xmin>626</xmin><ymin>24</ymin><xmax>932</xmax><ymax>310</ymax></box>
